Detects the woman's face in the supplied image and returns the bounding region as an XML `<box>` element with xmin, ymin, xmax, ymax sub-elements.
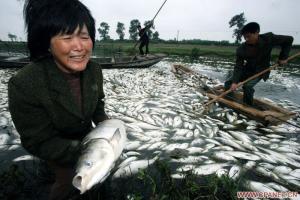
<box><xmin>50</xmin><ymin>25</ymin><xmax>93</xmax><ymax>73</ymax></box>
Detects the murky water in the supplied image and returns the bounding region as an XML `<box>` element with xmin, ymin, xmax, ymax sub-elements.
<box><xmin>170</xmin><ymin>56</ymin><xmax>300</xmax><ymax>105</ymax></box>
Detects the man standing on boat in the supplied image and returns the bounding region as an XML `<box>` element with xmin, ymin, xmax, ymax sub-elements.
<box><xmin>224</xmin><ymin>22</ymin><xmax>293</xmax><ymax>106</ymax></box>
<box><xmin>138</xmin><ymin>22</ymin><xmax>152</xmax><ymax>56</ymax></box>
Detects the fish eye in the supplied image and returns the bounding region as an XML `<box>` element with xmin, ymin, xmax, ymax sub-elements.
<box><xmin>84</xmin><ymin>160</ymin><xmax>93</xmax><ymax>167</ymax></box>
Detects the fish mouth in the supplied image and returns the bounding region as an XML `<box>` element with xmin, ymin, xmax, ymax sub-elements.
<box><xmin>72</xmin><ymin>175</ymin><xmax>85</xmax><ymax>194</ymax></box>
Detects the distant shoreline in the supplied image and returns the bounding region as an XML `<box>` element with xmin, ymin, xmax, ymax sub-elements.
<box><xmin>1</xmin><ymin>41</ymin><xmax>300</xmax><ymax>64</ymax></box>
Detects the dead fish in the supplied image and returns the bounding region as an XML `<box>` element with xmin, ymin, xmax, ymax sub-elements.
<box><xmin>212</xmin><ymin>146</ymin><xmax>234</xmax><ymax>151</ymax></box>
<box><xmin>212</xmin><ymin>151</ymin><xmax>237</xmax><ymax>162</ymax></box>
<box><xmin>193</xmin><ymin>163</ymin><xmax>229</xmax><ymax>176</ymax></box>
<box><xmin>266</xmin><ymin>134</ymin><xmax>285</xmax><ymax>139</ymax></box>
<box><xmin>190</xmin><ymin>138</ymin><xmax>206</xmax><ymax>147</ymax></box>
<box><xmin>222</xmin><ymin>124</ymin><xmax>237</xmax><ymax>130</ymax></box>
<box><xmin>235</xmin><ymin>140</ymin><xmax>258</xmax><ymax>152</ymax></box>
<box><xmin>226</xmin><ymin>112</ymin><xmax>236</xmax><ymax>123</ymax></box>
<box><xmin>205</xmin><ymin>138</ymin><xmax>221</xmax><ymax>146</ymax></box>
<box><xmin>254</xmin><ymin>152</ymin><xmax>277</xmax><ymax>164</ymax></box>
<box><xmin>147</xmin><ymin>141</ymin><xmax>167</xmax><ymax>150</ymax></box>
<box><xmin>112</xmin><ymin>156</ymin><xmax>158</xmax><ymax>178</ymax></box>
<box><xmin>290</xmin><ymin>169</ymin><xmax>300</xmax><ymax>179</ymax></box>
<box><xmin>244</xmin><ymin>161</ymin><xmax>256</xmax><ymax>170</ymax></box>
<box><xmin>132</xmin><ymin>122</ymin><xmax>161</xmax><ymax>130</ymax></box>
<box><xmin>258</xmin><ymin>147</ymin><xmax>300</xmax><ymax>168</ymax></box>
<box><xmin>258</xmin><ymin>162</ymin><xmax>275</xmax><ymax>170</ymax></box>
<box><xmin>276</xmin><ymin>174</ymin><xmax>300</xmax><ymax>187</ymax></box>
<box><xmin>171</xmin><ymin>156</ymin><xmax>203</xmax><ymax>164</ymax></box>
<box><xmin>187</xmin><ymin>147</ymin><xmax>204</xmax><ymax>154</ymax></box>
<box><xmin>228</xmin><ymin>165</ymin><xmax>241</xmax><ymax>180</ymax></box>
<box><xmin>173</xmin><ymin>116</ymin><xmax>183</xmax><ymax>128</ymax></box>
<box><xmin>0</xmin><ymin>133</ymin><xmax>10</xmax><ymax>150</ymax></box>
<box><xmin>246</xmin><ymin>125</ymin><xmax>257</xmax><ymax>130</ymax></box>
<box><xmin>253</xmin><ymin>139</ymin><xmax>271</xmax><ymax>146</ymax></box>
<box><xmin>217</xmin><ymin>130</ymin><xmax>234</xmax><ymax>140</ymax></box>
<box><xmin>177</xmin><ymin>164</ymin><xmax>195</xmax><ymax>172</ymax></box>
<box><xmin>259</xmin><ymin>127</ymin><xmax>274</xmax><ymax>133</ymax></box>
<box><xmin>0</xmin><ymin>116</ymin><xmax>9</xmax><ymax>127</ymax></box>
<box><xmin>265</xmin><ymin>182</ymin><xmax>289</xmax><ymax>192</ymax></box>
<box><xmin>224</xmin><ymin>151</ymin><xmax>260</xmax><ymax>161</ymax></box>
<box><xmin>125</xmin><ymin>141</ymin><xmax>142</xmax><ymax>150</ymax></box>
<box><xmin>228</xmin><ymin>131</ymin><xmax>252</xmax><ymax>144</ymax></box>
<box><xmin>216</xmin><ymin>137</ymin><xmax>246</xmax><ymax>151</ymax></box>
<box><xmin>273</xmin><ymin>166</ymin><xmax>293</xmax><ymax>175</ymax></box>
<box><xmin>72</xmin><ymin>119</ymin><xmax>126</xmax><ymax>194</ymax></box>
<box><xmin>216</xmin><ymin>168</ymin><xmax>228</xmax><ymax>178</ymax></box>
<box><xmin>245</xmin><ymin>181</ymin><xmax>276</xmax><ymax>192</ymax></box>
<box><xmin>276</xmin><ymin>145</ymin><xmax>299</xmax><ymax>153</ymax></box>
<box><xmin>269</xmin><ymin>138</ymin><xmax>281</xmax><ymax>143</ymax></box>
<box><xmin>117</xmin><ymin>156</ymin><xmax>139</xmax><ymax>169</ymax></box>
<box><xmin>124</xmin><ymin>151</ymin><xmax>141</xmax><ymax>157</ymax></box>
<box><xmin>171</xmin><ymin>173</ymin><xmax>185</xmax><ymax>179</ymax></box>
<box><xmin>255</xmin><ymin>166</ymin><xmax>281</xmax><ymax>182</ymax></box>
<box><xmin>285</xmin><ymin>153</ymin><xmax>300</xmax><ymax>161</ymax></box>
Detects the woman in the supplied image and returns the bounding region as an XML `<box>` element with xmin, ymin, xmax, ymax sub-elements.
<box><xmin>8</xmin><ymin>0</ymin><xmax>108</xmax><ymax>199</ymax></box>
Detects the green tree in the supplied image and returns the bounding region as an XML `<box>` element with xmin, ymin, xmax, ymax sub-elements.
<box><xmin>152</xmin><ymin>31</ymin><xmax>159</xmax><ymax>41</ymax></box>
<box><xmin>116</xmin><ymin>22</ymin><xmax>125</xmax><ymax>40</ymax></box>
<box><xmin>229</xmin><ymin>12</ymin><xmax>247</xmax><ymax>44</ymax></box>
<box><xmin>129</xmin><ymin>19</ymin><xmax>140</xmax><ymax>41</ymax></box>
<box><xmin>8</xmin><ymin>33</ymin><xmax>17</xmax><ymax>42</ymax></box>
<box><xmin>98</xmin><ymin>22</ymin><xmax>110</xmax><ymax>41</ymax></box>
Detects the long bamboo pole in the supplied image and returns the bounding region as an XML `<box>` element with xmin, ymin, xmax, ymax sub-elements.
<box><xmin>133</xmin><ymin>0</ymin><xmax>168</xmax><ymax>50</ymax></box>
<box><xmin>204</xmin><ymin>52</ymin><xmax>300</xmax><ymax>107</ymax></box>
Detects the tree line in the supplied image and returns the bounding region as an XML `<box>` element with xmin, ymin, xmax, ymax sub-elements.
<box><xmin>3</xmin><ymin>13</ymin><xmax>247</xmax><ymax>44</ymax></box>
<box><xmin>85</xmin><ymin>13</ymin><xmax>247</xmax><ymax>43</ymax></box>
<box><xmin>5</xmin><ymin>13</ymin><xmax>299</xmax><ymax>47</ymax></box>
<box><xmin>98</xmin><ymin>19</ymin><xmax>160</xmax><ymax>41</ymax></box>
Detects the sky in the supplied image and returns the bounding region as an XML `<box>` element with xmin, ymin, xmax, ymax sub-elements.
<box><xmin>0</xmin><ymin>0</ymin><xmax>300</xmax><ymax>44</ymax></box>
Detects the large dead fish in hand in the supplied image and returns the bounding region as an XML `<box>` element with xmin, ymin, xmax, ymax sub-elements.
<box><xmin>72</xmin><ymin>119</ymin><xmax>127</xmax><ymax>194</ymax></box>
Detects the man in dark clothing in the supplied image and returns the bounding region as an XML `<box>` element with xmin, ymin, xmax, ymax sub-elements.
<box><xmin>138</xmin><ymin>24</ymin><xmax>151</xmax><ymax>55</ymax></box>
<box><xmin>224</xmin><ymin>22</ymin><xmax>293</xmax><ymax>106</ymax></box>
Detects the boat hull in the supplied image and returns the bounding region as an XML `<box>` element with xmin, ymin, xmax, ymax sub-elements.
<box><xmin>0</xmin><ymin>53</ymin><xmax>166</xmax><ymax>69</ymax></box>
<box><xmin>207</xmin><ymin>87</ymin><xmax>296</xmax><ymax>125</ymax></box>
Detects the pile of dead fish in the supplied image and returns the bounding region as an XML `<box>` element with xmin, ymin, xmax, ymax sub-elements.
<box><xmin>0</xmin><ymin>60</ymin><xmax>300</xmax><ymax>193</ymax></box>
<box><xmin>102</xmin><ymin>61</ymin><xmax>300</xmax><ymax>192</ymax></box>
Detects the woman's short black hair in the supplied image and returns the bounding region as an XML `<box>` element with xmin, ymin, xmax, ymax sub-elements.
<box><xmin>241</xmin><ymin>22</ymin><xmax>260</xmax><ymax>35</ymax></box>
<box><xmin>24</xmin><ymin>0</ymin><xmax>95</xmax><ymax>60</ymax></box>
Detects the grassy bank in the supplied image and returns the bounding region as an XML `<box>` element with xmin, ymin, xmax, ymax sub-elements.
<box><xmin>94</xmin><ymin>42</ymin><xmax>237</xmax><ymax>57</ymax></box>
<box><xmin>1</xmin><ymin>41</ymin><xmax>300</xmax><ymax>63</ymax></box>
<box><xmin>95</xmin><ymin>41</ymin><xmax>300</xmax><ymax>64</ymax></box>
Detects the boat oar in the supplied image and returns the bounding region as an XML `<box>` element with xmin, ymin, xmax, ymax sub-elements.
<box><xmin>203</xmin><ymin>51</ymin><xmax>300</xmax><ymax>108</ymax></box>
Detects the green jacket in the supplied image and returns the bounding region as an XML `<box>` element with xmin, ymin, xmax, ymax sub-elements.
<box><xmin>8</xmin><ymin>57</ymin><xmax>107</xmax><ymax>166</ymax></box>
<box><xmin>232</xmin><ymin>32</ymin><xmax>293</xmax><ymax>83</ymax></box>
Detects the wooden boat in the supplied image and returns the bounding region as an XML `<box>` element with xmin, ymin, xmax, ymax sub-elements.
<box><xmin>171</xmin><ymin>64</ymin><xmax>296</xmax><ymax>125</ymax></box>
<box><xmin>92</xmin><ymin>53</ymin><xmax>166</xmax><ymax>69</ymax></box>
<box><xmin>0</xmin><ymin>53</ymin><xmax>166</xmax><ymax>69</ymax></box>
<box><xmin>206</xmin><ymin>86</ymin><xmax>296</xmax><ymax>125</ymax></box>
